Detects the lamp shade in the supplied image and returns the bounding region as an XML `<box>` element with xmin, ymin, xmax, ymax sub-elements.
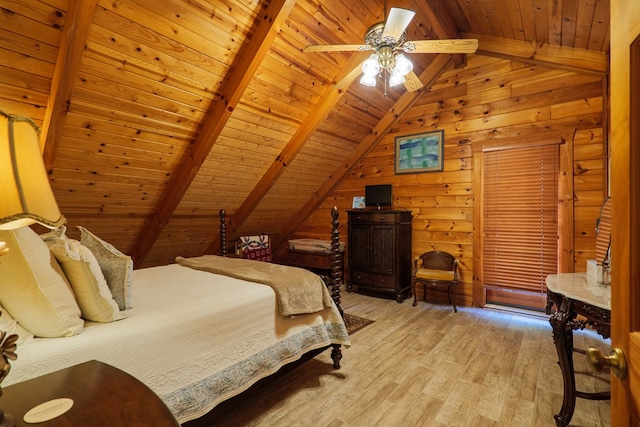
<box><xmin>361</xmin><ymin>54</ymin><xmax>381</xmax><ymax>76</ymax></box>
<box><xmin>389</xmin><ymin>71</ymin><xmax>405</xmax><ymax>87</ymax></box>
<box><xmin>0</xmin><ymin>111</ymin><xmax>65</xmax><ymax>230</ymax></box>
<box><xmin>359</xmin><ymin>73</ymin><xmax>377</xmax><ymax>87</ymax></box>
<box><xmin>394</xmin><ymin>53</ymin><xmax>413</xmax><ymax>76</ymax></box>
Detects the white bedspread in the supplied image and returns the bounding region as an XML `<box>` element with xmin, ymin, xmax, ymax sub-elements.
<box><xmin>5</xmin><ymin>264</ymin><xmax>350</xmax><ymax>423</ymax></box>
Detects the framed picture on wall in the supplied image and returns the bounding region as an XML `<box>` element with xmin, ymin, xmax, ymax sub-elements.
<box><xmin>352</xmin><ymin>196</ymin><xmax>365</xmax><ymax>209</ymax></box>
<box><xmin>394</xmin><ymin>130</ymin><xmax>445</xmax><ymax>174</ymax></box>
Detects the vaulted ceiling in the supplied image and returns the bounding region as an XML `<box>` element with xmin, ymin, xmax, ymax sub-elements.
<box><xmin>0</xmin><ymin>0</ymin><xmax>609</xmax><ymax>267</ymax></box>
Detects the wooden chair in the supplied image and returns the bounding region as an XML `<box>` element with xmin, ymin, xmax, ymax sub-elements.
<box><xmin>412</xmin><ymin>251</ymin><xmax>459</xmax><ymax>312</ymax></box>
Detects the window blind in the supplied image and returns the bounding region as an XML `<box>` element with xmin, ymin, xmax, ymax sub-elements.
<box><xmin>482</xmin><ymin>144</ymin><xmax>559</xmax><ymax>294</ymax></box>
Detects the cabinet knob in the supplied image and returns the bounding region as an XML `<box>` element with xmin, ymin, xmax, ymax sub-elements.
<box><xmin>379</xmin><ymin>216</ymin><xmax>384</xmax><ymax>221</ymax></box>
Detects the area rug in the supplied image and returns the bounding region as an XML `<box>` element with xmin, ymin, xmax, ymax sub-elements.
<box><xmin>343</xmin><ymin>313</ymin><xmax>375</xmax><ymax>335</ymax></box>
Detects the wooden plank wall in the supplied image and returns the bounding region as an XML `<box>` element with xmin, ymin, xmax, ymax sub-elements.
<box><xmin>296</xmin><ymin>54</ymin><xmax>606</xmax><ymax>308</ymax></box>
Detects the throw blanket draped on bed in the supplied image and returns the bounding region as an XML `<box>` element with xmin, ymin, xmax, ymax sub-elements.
<box><xmin>175</xmin><ymin>255</ymin><xmax>333</xmax><ymax>316</ymax></box>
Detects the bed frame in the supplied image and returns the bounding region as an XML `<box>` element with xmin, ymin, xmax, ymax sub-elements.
<box><xmin>218</xmin><ymin>207</ymin><xmax>344</xmax><ymax>368</ymax></box>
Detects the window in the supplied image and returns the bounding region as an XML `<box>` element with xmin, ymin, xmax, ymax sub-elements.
<box><xmin>482</xmin><ymin>144</ymin><xmax>559</xmax><ymax>311</ymax></box>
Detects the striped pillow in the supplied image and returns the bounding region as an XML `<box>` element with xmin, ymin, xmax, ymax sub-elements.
<box><xmin>47</xmin><ymin>236</ymin><xmax>123</xmax><ymax>322</ymax></box>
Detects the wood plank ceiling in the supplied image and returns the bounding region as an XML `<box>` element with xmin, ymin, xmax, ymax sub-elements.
<box><xmin>0</xmin><ymin>0</ymin><xmax>609</xmax><ymax>267</ymax></box>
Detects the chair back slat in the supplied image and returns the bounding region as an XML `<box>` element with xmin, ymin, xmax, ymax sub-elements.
<box><xmin>420</xmin><ymin>251</ymin><xmax>455</xmax><ymax>271</ymax></box>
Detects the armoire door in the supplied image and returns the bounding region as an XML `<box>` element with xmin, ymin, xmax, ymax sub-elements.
<box><xmin>348</xmin><ymin>223</ymin><xmax>370</xmax><ymax>272</ymax></box>
<box><xmin>369</xmin><ymin>225</ymin><xmax>395</xmax><ymax>275</ymax></box>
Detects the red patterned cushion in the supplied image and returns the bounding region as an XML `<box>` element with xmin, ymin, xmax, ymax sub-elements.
<box><xmin>242</xmin><ymin>246</ymin><xmax>272</xmax><ymax>262</ymax></box>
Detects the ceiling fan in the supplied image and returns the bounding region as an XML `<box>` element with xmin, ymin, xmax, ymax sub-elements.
<box><xmin>303</xmin><ymin>7</ymin><xmax>478</xmax><ymax>92</ymax></box>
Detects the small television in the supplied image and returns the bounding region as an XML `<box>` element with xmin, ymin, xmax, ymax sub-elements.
<box><xmin>365</xmin><ymin>184</ymin><xmax>392</xmax><ymax>209</ymax></box>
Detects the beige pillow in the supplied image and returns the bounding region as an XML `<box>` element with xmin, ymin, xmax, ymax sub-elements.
<box><xmin>0</xmin><ymin>227</ymin><xmax>83</xmax><ymax>337</ymax></box>
<box><xmin>78</xmin><ymin>227</ymin><xmax>133</xmax><ymax>310</ymax></box>
<box><xmin>0</xmin><ymin>302</ymin><xmax>34</xmax><ymax>346</ymax></box>
<box><xmin>48</xmin><ymin>237</ymin><xmax>123</xmax><ymax>322</ymax></box>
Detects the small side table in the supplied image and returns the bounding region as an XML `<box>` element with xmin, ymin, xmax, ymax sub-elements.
<box><xmin>546</xmin><ymin>273</ymin><xmax>611</xmax><ymax>427</ymax></box>
<box><xmin>1</xmin><ymin>360</ymin><xmax>179</xmax><ymax>426</ymax></box>
<box><xmin>287</xmin><ymin>248</ymin><xmax>344</xmax><ymax>279</ymax></box>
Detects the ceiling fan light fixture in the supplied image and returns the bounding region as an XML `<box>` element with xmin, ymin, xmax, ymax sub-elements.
<box><xmin>361</xmin><ymin>54</ymin><xmax>381</xmax><ymax>76</ymax></box>
<box><xmin>359</xmin><ymin>73</ymin><xmax>377</xmax><ymax>87</ymax></box>
<box><xmin>389</xmin><ymin>71</ymin><xmax>405</xmax><ymax>87</ymax></box>
<box><xmin>359</xmin><ymin>49</ymin><xmax>414</xmax><ymax>90</ymax></box>
<box><xmin>377</xmin><ymin>46</ymin><xmax>395</xmax><ymax>70</ymax></box>
<box><xmin>394</xmin><ymin>53</ymin><xmax>413</xmax><ymax>76</ymax></box>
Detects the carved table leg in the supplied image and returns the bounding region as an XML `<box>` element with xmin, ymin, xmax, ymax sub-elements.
<box><xmin>330</xmin><ymin>344</ymin><xmax>342</xmax><ymax>369</ymax></box>
<box><xmin>550</xmin><ymin>301</ymin><xmax>577</xmax><ymax>427</ymax></box>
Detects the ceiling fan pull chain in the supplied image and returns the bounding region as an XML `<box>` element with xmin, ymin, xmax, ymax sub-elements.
<box><xmin>384</xmin><ymin>69</ymin><xmax>388</xmax><ymax>96</ymax></box>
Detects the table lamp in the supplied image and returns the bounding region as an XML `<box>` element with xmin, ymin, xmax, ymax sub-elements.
<box><xmin>0</xmin><ymin>110</ymin><xmax>66</xmax><ymax>427</ymax></box>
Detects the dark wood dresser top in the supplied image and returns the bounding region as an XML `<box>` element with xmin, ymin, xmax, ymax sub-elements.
<box><xmin>1</xmin><ymin>360</ymin><xmax>179</xmax><ymax>427</ymax></box>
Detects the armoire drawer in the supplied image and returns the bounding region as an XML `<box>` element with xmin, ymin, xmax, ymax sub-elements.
<box><xmin>369</xmin><ymin>212</ymin><xmax>397</xmax><ymax>223</ymax></box>
<box><xmin>350</xmin><ymin>270</ymin><xmax>396</xmax><ymax>290</ymax></box>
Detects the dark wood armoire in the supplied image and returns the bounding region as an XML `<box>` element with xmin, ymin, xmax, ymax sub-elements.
<box><xmin>347</xmin><ymin>209</ymin><xmax>412</xmax><ymax>302</ymax></box>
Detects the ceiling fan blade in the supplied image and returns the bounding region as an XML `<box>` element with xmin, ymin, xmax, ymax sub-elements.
<box><xmin>409</xmin><ymin>39</ymin><xmax>479</xmax><ymax>54</ymax></box>
<box><xmin>403</xmin><ymin>71</ymin><xmax>423</xmax><ymax>92</ymax></box>
<box><xmin>303</xmin><ymin>44</ymin><xmax>367</xmax><ymax>53</ymax></box>
<box><xmin>381</xmin><ymin>7</ymin><xmax>415</xmax><ymax>42</ymax></box>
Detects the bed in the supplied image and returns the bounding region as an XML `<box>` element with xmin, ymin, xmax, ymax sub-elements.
<box><xmin>0</xmin><ymin>208</ymin><xmax>349</xmax><ymax>424</ymax></box>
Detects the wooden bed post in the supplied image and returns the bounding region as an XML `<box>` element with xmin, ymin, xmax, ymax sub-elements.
<box><xmin>219</xmin><ymin>209</ymin><xmax>227</xmax><ymax>257</ymax></box>
<box><xmin>330</xmin><ymin>206</ymin><xmax>343</xmax><ymax>369</ymax></box>
<box><xmin>330</xmin><ymin>206</ymin><xmax>343</xmax><ymax>317</ymax></box>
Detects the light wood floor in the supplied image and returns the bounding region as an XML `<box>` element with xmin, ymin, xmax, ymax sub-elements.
<box><xmin>188</xmin><ymin>291</ymin><xmax>612</xmax><ymax>426</ymax></box>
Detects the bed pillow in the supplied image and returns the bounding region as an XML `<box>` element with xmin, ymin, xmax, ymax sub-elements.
<box><xmin>78</xmin><ymin>227</ymin><xmax>133</xmax><ymax>310</ymax></box>
<box><xmin>0</xmin><ymin>227</ymin><xmax>84</xmax><ymax>337</ymax></box>
<box><xmin>0</xmin><ymin>303</ymin><xmax>34</xmax><ymax>346</ymax></box>
<box><xmin>242</xmin><ymin>246</ymin><xmax>272</xmax><ymax>262</ymax></box>
<box><xmin>48</xmin><ymin>237</ymin><xmax>123</xmax><ymax>322</ymax></box>
<box><xmin>239</xmin><ymin>235</ymin><xmax>272</xmax><ymax>262</ymax></box>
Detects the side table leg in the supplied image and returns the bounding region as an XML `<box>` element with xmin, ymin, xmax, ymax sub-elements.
<box><xmin>330</xmin><ymin>344</ymin><xmax>342</xmax><ymax>369</ymax></box>
<box><xmin>550</xmin><ymin>306</ymin><xmax>577</xmax><ymax>427</ymax></box>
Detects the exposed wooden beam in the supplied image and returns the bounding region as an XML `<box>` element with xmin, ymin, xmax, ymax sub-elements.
<box><xmin>464</xmin><ymin>33</ymin><xmax>608</xmax><ymax>76</ymax></box>
<box><xmin>205</xmin><ymin>51</ymin><xmax>368</xmax><ymax>254</ymax></box>
<box><xmin>133</xmin><ymin>0</ymin><xmax>297</xmax><ymax>267</ymax></box>
<box><xmin>273</xmin><ymin>54</ymin><xmax>455</xmax><ymax>253</ymax></box>
<box><xmin>334</xmin><ymin>51</ymin><xmax>370</xmax><ymax>91</ymax></box>
<box><xmin>416</xmin><ymin>0</ymin><xmax>465</xmax><ymax>66</ymax></box>
<box><xmin>41</xmin><ymin>0</ymin><xmax>97</xmax><ymax>169</ymax></box>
